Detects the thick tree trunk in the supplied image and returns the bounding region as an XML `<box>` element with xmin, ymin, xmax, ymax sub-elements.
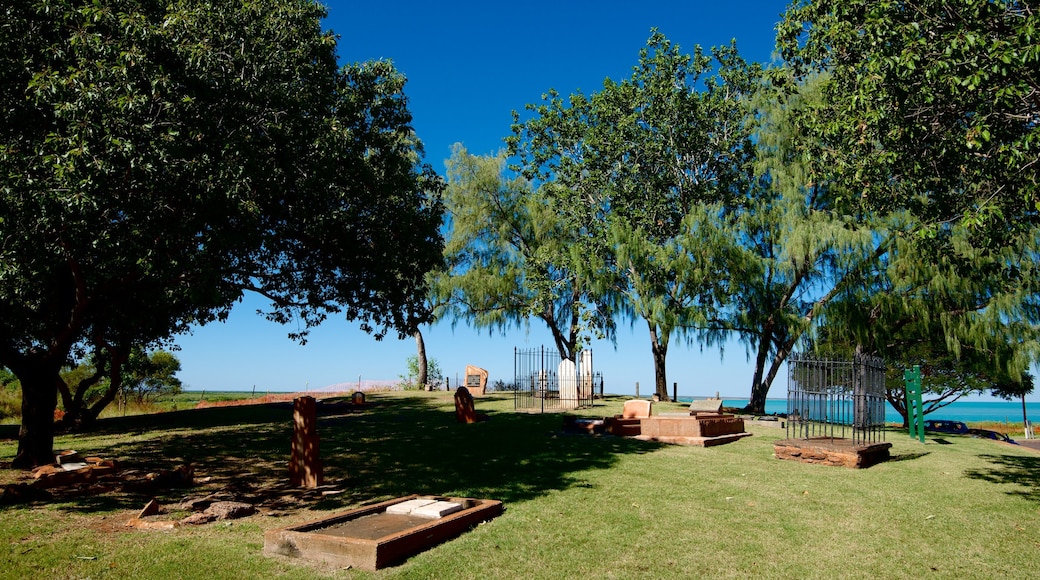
<box><xmin>414</xmin><ymin>329</ymin><xmax>428</xmax><ymax>387</ymax></box>
<box><xmin>648</xmin><ymin>322</ymin><xmax>670</xmax><ymax>402</ymax></box>
<box><xmin>12</xmin><ymin>363</ymin><xmax>60</xmax><ymax>469</ymax></box>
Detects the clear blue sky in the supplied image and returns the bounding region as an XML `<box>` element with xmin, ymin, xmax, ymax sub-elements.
<box><xmin>171</xmin><ymin>0</ymin><xmax>1036</xmax><ymax>403</ymax></box>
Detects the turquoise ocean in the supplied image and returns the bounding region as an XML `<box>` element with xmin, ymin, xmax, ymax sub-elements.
<box><xmin>678</xmin><ymin>397</ymin><xmax>1037</xmax><ymax>424</ymax></box>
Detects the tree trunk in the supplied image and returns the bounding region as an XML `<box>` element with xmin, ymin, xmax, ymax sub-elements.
<box><xmin>414</xmin><ymin>328</ymin><xmax>428</xmax><ymax>387</ymax></box>
<box><xmin>11</xmin><ymin>362</ymin><xmax>61</xmax><ymax>469</ymax></box>
<box><xmin>887</xmin><ymin>391</ymin><xmax>910</xmax><ymax>428</ymax></box>
<box><xmin>56</xmin><ymin>368</ymin><xmax>103</xmax><ymax>430</ymax></box>
<box><xmin>648</xmin><ymin>322</ymin><xmax>670</xmax><ymax>402</ymax></box>
<box><xmin>745</xmin><ymin>328</ymin><xmax>773</xmax><ymax>414</ymax></box>
<box><xmin>78</xmin><ymin>353</ymin><xmax>126</xmax><ymax>429</ymax></box>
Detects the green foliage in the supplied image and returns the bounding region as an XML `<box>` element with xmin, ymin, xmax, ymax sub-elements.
<box><xmin>0</xmin><ymin>367</ymin><xmax>16</xmax><ymax>389</ymax></box>
<box><xmin>490</xmin><ymin>379</ymin><xmax>516</xmax><ymax>392</ymax></box>
<box><xmin>768</xmin><ymin>2</ymin><xmax>1040</xmax><ymax>410</ymax></box>
<box><xmin>776</xmin><ymin>0</ymin><xmax>1039</xmax><ymax>239</ymax></box>
<box><xmin>439</xmin><ymin>146</ymin><xmax>608</xmax><ymax>361</ymax></box>
<box><xmin>0</xmin><ymin>369</ymin><xmax>18</xmax><ymax>422</ymax></box>
<box><xmin>399</xmin><ymin>355</ymin><xmax>443</xmax><ymax>390</ymax></box>
<box><xmin>509</xmin><ymin>31</ymin><xmax>762</xmax><ymax>398</ymax></box>
<box><xmin>0</xmin><ymin>0</ymin><xmax>443</xmax><ymax>465</ymax></box>
<box><xmin>121</xmin><ymin>349</ymin><xmax>183</xmax><ymax>403</ymax></box>
<box><xmin>710</xmin><ymin>73</ymin><xmax>889</xmax><ymax>411</ymax></box>
<box><xmin>57</xmin><ymin>348</ymin><xmax>182</xmax><ymax>413</ymax></box>
<box><xmin>991</xmin><ymin>372</ymin><xmax>1034</xmax><ymax>401</ymax></box>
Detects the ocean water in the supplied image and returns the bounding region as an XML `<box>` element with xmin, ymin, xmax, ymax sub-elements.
<box><xmin>678</xmin><ymin>397</ymin><xmax>1037</xmax><ymax>424</ymax></box>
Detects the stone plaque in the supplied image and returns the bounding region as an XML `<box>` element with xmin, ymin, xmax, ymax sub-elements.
<box><xmin>463</xmin><ymin>365</ymin><xmax>488</xmax><ymax>395</ymax></box>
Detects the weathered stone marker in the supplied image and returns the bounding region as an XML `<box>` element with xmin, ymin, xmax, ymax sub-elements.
<box><xmin>290</xmin><ymin>396</ymin><xmax>322</xmax><ymax>488</ymax></box>
<box><xmin>688</xmin><ymin>398</ymin><xmax>723</xmax><ymax>416</ymax></box>
<box><xmin>464</xmin><ymin>365</ymin><xmax>488</xmax><ymax>395</ymax></box>
<box><xmin>454</xmin><ymin>387</ymin><xmax>488</xmax><ymax>423</ymax></box>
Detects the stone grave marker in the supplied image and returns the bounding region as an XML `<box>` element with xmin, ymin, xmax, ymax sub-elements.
<box><xmin>454</xmin><ymin>386</ymin><xmax>487</xmax><ymax>423</ymax></box>
<box><xmin>558</xmin><ymin>359</ymin><xmax>578</xmax><ymax>409</ymax></box>
<box><xmin>688</xmin><ymin>398</ymin><xmax>723</xmax><ymax>416</ymax></box>
<box><xmin>579</xmin><ymin>350</ymin><xmax>594</xmax><ymax>399</ymax></box>
<box><xmin>464</xmin><ymin>365</ymin><xmax>488</xmax><ymax>395</ymax></box>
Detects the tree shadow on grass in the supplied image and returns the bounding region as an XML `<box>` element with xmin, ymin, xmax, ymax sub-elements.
<box><xmin>888</xmin><ymin>451</ymin><xmax>931</xmax><ymax>462</ymax></box>
<box><xmin>7</xmin><ymin>395</ymin><xmax>663</xmax><ymax>515</ymax></box>
<box><xmin>963</xmin><ymin>453</ymin><xmax>1040</xmax><ymax>502</ymax></box>
<box><xmin>0</xmin><ymin>424</ymin><xmax>17</xmax><ymax>441</ymax></box>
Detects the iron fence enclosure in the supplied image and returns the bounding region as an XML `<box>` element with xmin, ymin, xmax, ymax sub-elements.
<box><xmin>514</xmin><ymin>347</ymin><xmax>597</xmax><ymax>412</ymax></box>
<box><xmin>786</xmin><ymin>353</ymin><xmax>887</xmax><ymax>444</ymax></box>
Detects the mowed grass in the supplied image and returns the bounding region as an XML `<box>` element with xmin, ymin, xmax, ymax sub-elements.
<box><xmin>1</xmin><ymin>392</ymin><xmax>1038</xmax><ymax>579</ymax></box>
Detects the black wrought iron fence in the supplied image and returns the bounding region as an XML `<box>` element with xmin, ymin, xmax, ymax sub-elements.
<box><xmin>514</xmin><ymin>347</ymin><xmax>597</xmax><ymax>412</ymax></box>
<box><xmin>786</xmin><ymin>352</ymin><xmax>887</xmax><ymax>444</ymax></box>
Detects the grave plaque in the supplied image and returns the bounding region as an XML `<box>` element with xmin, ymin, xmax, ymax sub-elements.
<box><xmin>463</xmin><ymin>365</ymin><xmax>488</xmax><ymax>395</ymax></box>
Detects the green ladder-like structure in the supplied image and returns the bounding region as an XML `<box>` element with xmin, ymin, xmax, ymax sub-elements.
<box><xmin>904</xmin><ymin>365</ymin><xmax>925</xmax><ymax>443</ymax></box>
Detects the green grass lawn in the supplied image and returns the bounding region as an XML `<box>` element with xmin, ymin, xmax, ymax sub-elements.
<box><xmin>1</xmin><ymin>392</ymin><xmax>1038</xmax><ymax>579</ymax></box>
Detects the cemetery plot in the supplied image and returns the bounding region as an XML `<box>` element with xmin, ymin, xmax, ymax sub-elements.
<box><xmin>264</xmin><ymin>495</ymin><xmax>503</xmax><ymax>570</ymax></box>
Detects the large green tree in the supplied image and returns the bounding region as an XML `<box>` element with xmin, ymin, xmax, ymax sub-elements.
<box><xmin>509</xmin><ymin>33</ymin><xmax>760</xmax><ymax>400</ymax></box>
<box><xmin>773</xmin><ymin>0</ymin><xmax>1040</xmax><ymax>409</ymax></box>
<box><xmin>812</xmin><ymin>217</ymin><xmax>1040</xmax><ymax>424</ymax></box>
<box><xmin>59</xmin><ymin>347</ymin><xmax>182</xmax><ymax>419</ymax></box>
<box><xmin>776</xmin><ymin>0</ymin><xmax>1039</xmax><ymax>240</ymax></box>
<box><xmin>438</xmin><ymin>145</ymin><xmax>608</xmax><ymax>362</ymax></box>
<box><xmin>699</xmin><ymin>74</ymin><xmax>891</xmax><ymax>412</ymax></box>
<box><xmin>0</xmin><ymin>0</ymin><xmax>443</xmax><ymax>468</ymax></box>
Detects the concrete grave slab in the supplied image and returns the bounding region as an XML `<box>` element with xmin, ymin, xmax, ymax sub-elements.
<box><xmin>410</xmin><ymin>501</ymin><xmax>463</xmax><ymax>519</ymax></box>
<box><xmin>384</xmin><ymin>498</ymin><xmax>436</xmax><ymax>515</ymax></box>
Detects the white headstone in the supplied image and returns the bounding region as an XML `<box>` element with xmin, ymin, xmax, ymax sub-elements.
<box><xmin>579</xmin><ymin>350</ymin><xmax>593</xmax><ymax>399</ymax></box>
<box><xmin>559</xmin><ymin>359</ymin><xmax>578</xmax><ymax>410</ymax></box>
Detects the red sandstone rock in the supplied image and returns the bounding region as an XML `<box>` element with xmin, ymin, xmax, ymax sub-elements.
<box><xmin>774</xmin><ymin>438</ymin><xmax>892</xmax><ymax>468</ymax></box>
<box><xmin>621</xmin><ymin>399</ymin><xmax>652</xmax><ymax>419</ymax></box>
<box><xmin>31</xmin><ymin>465</ymin><xmax>95</xmax><ymax>489</ymax></box>
<box><xmin>138</xmin><ymin>499</ymin><xmax>162</xmax><ymax>518</ymax></box>
<box><xmin>180</xmin><ymin>501</ymin><xmax>256</xmax><ymax>525</ymax></box>
<box><xmin>455</xmin><ymin>387</ymin><xmax>477</xmax><ymax>423</ymax></box>
<box><xmin>125</xmin><ymin>517</ymin><xmax>178</xmax><ymax>530</ymax></box>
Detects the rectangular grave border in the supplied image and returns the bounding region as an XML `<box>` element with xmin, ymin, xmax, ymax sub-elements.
<box><xmin>264</xmin><ymin>495</ymin><xmax>503</xmax><ymax>570</ymax></box>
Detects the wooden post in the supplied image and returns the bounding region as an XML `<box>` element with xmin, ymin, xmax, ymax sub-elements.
<box><xmin>673</xmin><ymin>382</ymin><xmax>677</xmax><ymax>403</ymax></box>
<box><xmin>290</xmin><ymin>396</ymin><xmax>322</xmax><ymax>488</ymax></box>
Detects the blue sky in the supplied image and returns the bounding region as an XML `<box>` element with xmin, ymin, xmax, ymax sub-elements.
<box><xmin>170</xmin><ymin>1</ymin><xmax>1036</xmax><ymax>403</ymax></box>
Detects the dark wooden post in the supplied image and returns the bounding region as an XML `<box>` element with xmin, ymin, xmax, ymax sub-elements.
<box><xmin>290</xmin><ymin>396</ymin><xmax>322</xmax><ymax>488</ymax></box>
